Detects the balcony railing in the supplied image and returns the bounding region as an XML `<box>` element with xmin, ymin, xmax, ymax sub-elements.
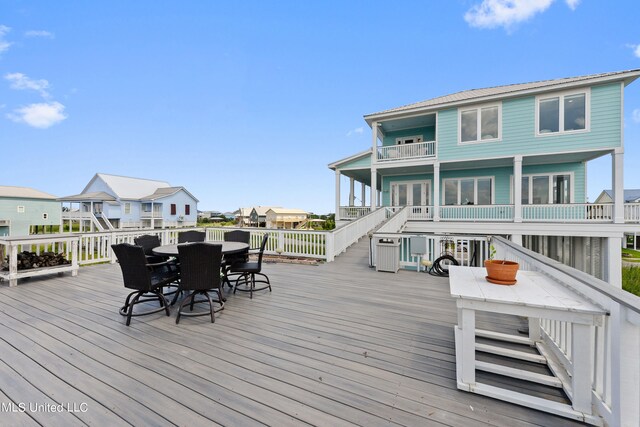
<box><xmin>376</xmin><ymin>141</ymin><xmax>436</xmax><ymax>162</ymax></box>
<box><xmin>339</xmin><ymin>206</ymin><xmax>371</xmax><ymax>219</ymax></box>
<box><xmin>140</xmin><ymin>211</ymin><xmax>163</xmax><ymax>218</ymax></box>
<box><xmin>346</xmin><ymin>203</ymin><xmax>640</xmax><ymax>223</ymax></box>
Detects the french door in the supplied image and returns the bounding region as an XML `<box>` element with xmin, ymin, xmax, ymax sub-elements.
<box><xmin>391</xmin><ymin>181</ymin><xmax>430</xmax><ymax>210</ymax></box>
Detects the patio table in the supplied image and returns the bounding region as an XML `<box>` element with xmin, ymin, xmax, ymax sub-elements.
<box><xmin>152</xmin><ymin>241</ymin><xmax>249</xmax><ymax>258</ymax></box>
<box><xmin>449</xmin><ymin>265</ymin><xmax>607</xmax><ymax>424</ymax></box>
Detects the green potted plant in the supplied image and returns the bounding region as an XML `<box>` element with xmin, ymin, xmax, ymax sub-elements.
<box><xmin>484</xmin><ymin>239</ymin><xmax>519</xmax><ymax>285</ymax></box>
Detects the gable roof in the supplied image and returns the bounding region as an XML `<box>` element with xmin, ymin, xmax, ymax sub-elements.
<box><xmin>142</xmin><ymin>186</ymin><xmax>199</xmax><ymax>202</ymax></box>
<box><xmin>365</xmin><ymin>69</ymin><xmax>640</xmax><ymax>123</ymax></box>
<box><xmin>84</xmin><ymin>173</ymin><xmax>171</xmax><ymax>200</ymax></box>
<box><xmin>251</xmin><ymin>206</ymin><xmax>280</xmax><ymax>216</ymax></box>
<box><xmin>0</xmin><ymin>185</ymin><xmax>57</xmax><ymax>200</ymax></box>
<box><xmin>601</xmin><ymin>189</ymin><xmax>640</xmax><ymax>203</ymax></box>
<box><xmin>267</xmin><ymin>208</ymin><xmax>308</xmax><ymax>215</ymax></box>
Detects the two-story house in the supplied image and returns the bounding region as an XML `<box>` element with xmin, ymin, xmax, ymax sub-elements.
<box><xmin>329</xmin><ymin>69</ymin><xmax>640</xmax><ymax>284</ymax></box>
<box><xmin>60</xmin><ymin>173</ymin><xmax>199</xmax><ymax>231</ymax></box>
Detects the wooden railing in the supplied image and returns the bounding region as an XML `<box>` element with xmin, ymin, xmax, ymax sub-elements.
<box><xmin>339</xmin><ymin>206</ymin><xmax>371</xmax><ymax>220</ymax></box>
<box><xmin>376</xmin><ymin>141</ymin><xmax>436</xmax><ymax>162</ymax></box>
<box><xmin>523</xmin><ymin>203</ymin><xmax>613</xmax><ymax>222</ymax></box>
<box><xmin>440</xmin><ymin>204</ymin><xmax>514</xmax><ymax>221</ymax></box>
<box><xmin>329</xmin><ymin>207</ymin><xmax>391</xmax><ymax>261</ymax></box>
<box><xmin>493</xmin><ymin>236</ymin><xmax>640</xmax><ymax>427</ymax></box>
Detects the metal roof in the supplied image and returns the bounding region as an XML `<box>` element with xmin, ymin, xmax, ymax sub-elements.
<box><xmin>142</xmin><ymin>186</ymin><xmax>199</xmax><ymax>202</ymax></box>
<box><xmin>85</xmin><ymin>173</ymin><xmax>171</xmax><ymax>200</ymax></box>
<box><xmin>0</xmin><ymin>185</ymin><xmax>57</xmax><ymax>199</ymax></box>
<box><xmin>365</xmin><ymin>69</ymin><xmax>640</xmax><ymax>121</ymax></box>
<box><xmin>58</xmin><ymin>191</ymin><xmax>117</xmax><ymax>202</ymax></box>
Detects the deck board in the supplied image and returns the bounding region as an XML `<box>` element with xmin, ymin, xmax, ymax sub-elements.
<box><xmin>0</xmin><ymin>238</ymin><xmax>586</xmax><ymax>426</ymax></box>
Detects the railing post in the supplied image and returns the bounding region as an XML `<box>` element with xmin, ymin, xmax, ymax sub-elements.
<box><xmin>325</xmin><ymin>232</ymin><xmax>334</xmax><ymax>262</ymax></box>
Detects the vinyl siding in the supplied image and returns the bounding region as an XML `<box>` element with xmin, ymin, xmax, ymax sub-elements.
<box><xmin>340</xmin><ymin>154</ymin><xmax>372</xmax><ymax>169</ymax></box>
<box><xmin>437</xmin><ymin>82</ymin><xmax>622</xmax><ymax>161</ymax></box>
<box><xmin>0</xmin><ymin>198</ymin><xmax>61</xmax><ymax>237</ymax></box>
<box><xmin>383</xmin><ymin>126</ymin><xmax>436</xmax><ymax>146</ymax></box>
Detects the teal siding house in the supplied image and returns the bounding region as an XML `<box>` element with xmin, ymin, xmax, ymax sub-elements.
<box><xmin>330</xmin><ymin>69</ymin><xmax>639</xmax><ymax>224</ymax></box>
<box><xmin>0</xmin><ymin>186</ymin><xmax>61</xmax><ymax>237</ymax></box>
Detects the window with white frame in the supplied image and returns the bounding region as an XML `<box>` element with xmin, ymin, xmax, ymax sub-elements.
<box><xmin>17</xmin><ymin>206</ymin><xmax>25</xmax><ymax>213</ymax></box>
<box><xmin>443</xmin><ymin>177</ymin><xmax>493</xmax><ymax>205</ymax></box>
<box><xmin>42</xmin><ymin>213</ymin><xmax>48</xmax><ymax>220</ymax></box>
<box><xmin>521</xmin><ymin>173</ymin><xmax>572</xmax><ymax>204</ymax></box>
<box><xmin>395</xmin><ymin>135</ymin><xmax>423</xmax><ymax>145</ymax></box>
<box><xmin>124</xmin><ymin>202</ymin><xmax>131</xmax><ymax>215</ymax></box>
<box><xmin>537</xmin><ymin>90</ymin><xmax>588</xmax><ymax>135</ymax></box>
<box><xmin>459</xmin><ymin>104</ymin><xmax>500</xmax><ymax>143</ymax></box>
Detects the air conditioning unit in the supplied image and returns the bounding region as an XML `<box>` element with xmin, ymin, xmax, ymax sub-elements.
<box><xmin>0</xmin><ymin>219</ymin><xmax>10</xmax><ymax>226</ymax></box>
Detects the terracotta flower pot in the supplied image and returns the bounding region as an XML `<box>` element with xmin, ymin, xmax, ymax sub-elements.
<box><xmin>484</xmin><ymin>260</ymin><xmax>519</xmax><ymax>285</ymax></box>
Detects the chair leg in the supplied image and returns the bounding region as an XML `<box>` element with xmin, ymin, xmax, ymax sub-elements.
<box><xmin>204</xmin><ymin>291</ymin><xmax>215</xmax><ymax>323</ymax></box>
<box><xmin>126</xmin><ymin>293</ymin><xmax>142</xmax><ymax>326</ymax></box>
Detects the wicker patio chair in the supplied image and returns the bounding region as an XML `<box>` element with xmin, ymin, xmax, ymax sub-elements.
<box><xmin>230</xmin><ymin>233</ymin><xmax>271</xmax><ymax>299</ymax></box>
<box><xmin>221</xmin><ymin>230</ymin><xmax>250</xmax><ymax>288</ymax></box>
<box><xmin>175</xmin><ymin>242</ymin><xmax>225</xmax><ymax>324</ymax></box>
<box><xmin>177</xmin><ymin>230</ymin><xmax>206</xmax><ymax>243</ymax></box>
<box><xmin>112</xmin><ymin>243</ymin><xmax>179</xmax><ymax>326</ymax></box>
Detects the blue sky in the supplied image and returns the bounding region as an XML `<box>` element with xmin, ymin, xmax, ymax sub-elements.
<box><xmin>1</xmin><ymin>0</ymin><xmax>639</xmax><ymax>214</ymax></box>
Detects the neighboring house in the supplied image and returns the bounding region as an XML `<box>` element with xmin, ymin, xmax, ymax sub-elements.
<box><xmin>249</xmin><ymin>206</ymin><xmax>280</xmax><ymax>227</ymax></box>
<box><xmin>266</xmin><ymin>208</ymin><xmax>309</xmax><ymax>229</ymax></box>
<box><xmin>235</xmin><ymin>207</ymin><xmax>252</xmax><ymax>227</ymax></box>
<box><xmin>595</xmin><ymin>189</ymin><xmax>640</xmax><ymax>203</ymax></box>
<box><xmin>59</xmin><ymin>173</ymin><xmax>199</xmax><ymax>231</ymax></box>
<box><xmin>329</xmin><ymin>69</ymin><xmax>640</xmax><ymax>281</ymax></box>
<box><xmin>0</xmin><ymin>186</ymin><xmax>61</xmax><ymax>237</ymax></box>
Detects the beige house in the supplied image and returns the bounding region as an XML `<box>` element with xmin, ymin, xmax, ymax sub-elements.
<box><xmin>266</xmin><ymin>208</ymin><xmax>308</xmax><ymax>229</ymax></box>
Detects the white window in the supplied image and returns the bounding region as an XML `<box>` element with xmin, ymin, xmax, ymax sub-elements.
<box><xmin>17</xmin><ymin>206</ymin><xmax>25</xmax><ymax>213</ymax></box>
<box><xmin>520</xmin><ymin>173</ymin><xmax>573</xmax><ymax>204</ymax></box>
<box><xmin>536</xmin><ymin>90</ymin><xmax>589</xmax><ymax>135</ymax></box>
<box><xmin>395</xmin><ymin>135</ymin><xmax>423</xmax><ymax>145</ymax></box>
<box><xmin>459</xmin><ymin>104</ymin><xmax>501</xmax><ymax>143</ymax></box>
<box><xmin>443</xmin><ymin>177</ymin><xmax>493</xmax><ymax>205</ymax></box>
<box><xmin>124</xmin><ymin>202</ymin><xmax>131</xmax><ymax>215</ymax></box>
<box><xmin>42</xmin><ymin>213</ymin><xmax>49</xmax><ymax>220</ymax></box>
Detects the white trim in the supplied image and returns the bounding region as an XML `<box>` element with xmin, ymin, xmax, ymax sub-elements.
<box><xmin>458</xmin><ymin>102</ymin><xmax>502</xmax><ymax>144</ymax></box>
<box><xmin>513</xmin><ymin>171</ymin><xmax>576</xmax><ymax>204</ymax></box>
<box><xmin>16</xmin><ymin>206</ymin><xmax>25</xmax><ymax>213</ymax></box>
<box><xmin>535</xmin><ymin>88</ymin><xmax>591</xmax><ymax>137</ymax></box>
<box><xmin>389</xmin><ymin>180</ymin><xmax>431</xmax><ymax>206</ymax></box>
<box><xmin>442</xmin><ymin>176</ymin><xmax>495</xmax><ymax>206</ymax></box>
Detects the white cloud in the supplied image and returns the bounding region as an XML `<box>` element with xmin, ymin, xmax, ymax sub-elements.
<box><xmin>5</xmin><ymin>72</ymin><xmax>51</xmax><ymax>98</ymax></box>
<box><xmin>7</xmin><ymin>101</ymin><xmax>67</xmax><ymax>128</ymax></box>
<box><xmin>346</xmin><ymin>127</ymin><xmax>364</xmax><ymax>137</ymax></box>
<box><xmin>25</xmin><ymin>30</ymin><xmax>54</xmax><ymax>39</ymax></box>
<box><xmin>464</xmin><ymin>0</ymin><xmax>579</xmax><ymax>30</ymax></box>
<box><xmin>633</xmin><ymin>109</ymin><xmax>640</xmax><ymax>124</ymax></box>
<box><xmin>0</xmin><ymin>25</ymin><xmax>12</xmax><ymax>54</ymax></box>
<box><xmin>627</xmin><ymin>44</ymin><xmax>640</xmax><ymax>59</ymax></box>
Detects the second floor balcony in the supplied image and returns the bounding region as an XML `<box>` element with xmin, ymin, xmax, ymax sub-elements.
<box><xmin>376</xmin><ymin>141</ymin><xmax>436</xmax><ymax>162</ymax></box>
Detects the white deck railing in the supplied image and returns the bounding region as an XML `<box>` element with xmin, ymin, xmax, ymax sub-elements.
<box><xmin>440</xmin><ymin>204</ymin><xmax>514</xmax><ymax>221</ymax></box>
<box><xmin>329</xmin><ymin>207</ymin><xmax>391</xmax><ymax>261</ymax></box>
<box><xmin>377</xmin><ymin>141</ymin><xmax>436</xmax><ymax>162</ymax></box>
<box><xmin>523</xmin><ymin>203</ymin><xmax>613</xmax><ymax>222</ymax></box>
<box><xmin>493</xmin><ymin>236</ymin><xmax>640</xmax><ymax>427</ymax></box>
<box><xmin>339</xmin><ymin>206</ymin><xmax>371</xmax><ymax>220</ymax></box>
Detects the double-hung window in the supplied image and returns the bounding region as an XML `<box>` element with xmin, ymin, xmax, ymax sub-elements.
<box><xmin>443</xmin><ymin>177</ymin><xmax>493</xmax><ymax>205</ymax></box>
<box><xmin>537</xmin><ymin>90</ymin><xmax>588</xmax><ymax>135</ymax></box>
<box><xmin>459</xmin><ymin>104</ymin><xmax>501</xmax><ymax>143</ymax></box>
<box><xmin>124</xmin><ymin>202</ymin><xmax>131</xmax><ymax>215</ymax></box>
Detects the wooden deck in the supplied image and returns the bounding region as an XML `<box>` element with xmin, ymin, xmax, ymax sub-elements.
<box><xmin>0</xmin><ymin>239</ymin><xmax>586</xmax><ymax>426</ymax></box>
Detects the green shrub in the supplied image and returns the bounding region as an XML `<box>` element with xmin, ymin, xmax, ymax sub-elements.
<box><xmin>622</xmin><ymin>266</ymin><xmax>640</xmax><ymax>296</ymax></box>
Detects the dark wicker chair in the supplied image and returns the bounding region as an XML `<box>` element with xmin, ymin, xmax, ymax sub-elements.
<box><xmin>133</xmin><ymin>234</ymin><xmax>164</xmax><ymax>263</ymax></box>
<box><xmin>230</xmin><ymin>233</ymin><xmax>271</xmax><ymax>299</ymax></box>
<box><xmin>175</xmin><ymin>242</ymin><xmax>225</xmax><ymax>324</ymax></box>
<box><xmin>112</xmin><ymin>243</ymin><xmax>179</xmax><ymax>326</ymax></box>
<box><xmin>222</xmin><ymin>230</ymin><xmax>250</xmax><ymax>288</ymax></box>
<box><xmin>178</xmin><ymin>230</ymin><xmax>206</xmax><ymax>243</ymax></box>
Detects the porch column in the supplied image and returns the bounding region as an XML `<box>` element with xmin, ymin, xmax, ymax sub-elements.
<box><xmin>603</xmin><ymin>236</ymin><xmax>623</xmax><ymax>288</ymax></box>
<box><xmin>433</xmin><ymin>162</ymin><xmax>440</xmax><ymax>221</ymax></box>
<box><xmin>151</xmin><ymin>202</ymin><xmax>155</xmax><ymax>229</ymax></box>
<box><xmin>361</xmin><ymin>183</ymin><xmax>366</xmax><ymax>207</ymax></box>
<box><xmin>371</xmin><ymin>121</ymin><xmax>379</xmax><ymax>164</ymax></box>
<box><xmin>612</xmin><ymin>149</ymin><xmax>624</xmax><ymax>224</ymax></box>
<box><xmin>349</xmin><ymin>177</ymin><xmax>355</xmax><ymax>206</ymax></box>
<box><xmin>335</xmin><ymin>170</ymin><xmax>341</xmax><ymax>221</ymax></box>
<box><xmin>514</xmin><ymin>155</ymin><xmax>523</xmax><ymax>223</ymax></box>
<box><xmin>371</xmin><ymin>169</ymin><xmax>378</xmax><ymax>210</ymax></box>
